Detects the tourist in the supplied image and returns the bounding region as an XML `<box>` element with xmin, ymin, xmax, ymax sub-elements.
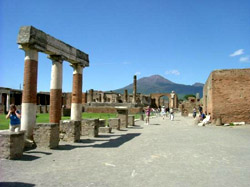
<box><xmin>198</xmin><ymin>113</ymin><xmax>211</xmax><ymax>126</ymax></box>
<box><xmin>6</xmin><ymin>104</ymin><xmax>21</xmax><ymax>132</ymax></box>
<box><xmin>198</xmin><ymin>105</ymin><xmax>203</xmax><ymax>113</ymax></box>
<box><xmin>170</xmin><ymin>108</ymin><xmax>174</xmax><ymax>121</ymax></box>
<box><xmin>161</xmin><ymin>106</ymin><xmax>166</xmax><ymax>120</ymax></box>
<box><xmin>193</xmin><ymin>107</ymin><xmax>197</xmax><ymax>118</ymax></box>
<box><xmin>145</xmin><ymin>106</ymin><xmax>151</xmax><ymax>125</ymax></box>
<box><xmin>199</xmin><ymin>112</ymin><xmax>206</xmax><ymax>121</ymax></box>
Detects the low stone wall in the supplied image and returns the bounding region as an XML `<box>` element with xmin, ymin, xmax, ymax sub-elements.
<box><xmin>60</xmin><ymin>120</ymin><xmax>81</xmax><ymax>142</ymax></box>
<box><xmin>84</xmin><ymin>106</ymin><xmax>142</xmax><ymax>114</ymax></box>
<box><xmin>99</xmin><ymin>119</ymin><xmax>106</xmax><ymax>127</ymax></box>
<box><xmin>33</xmin><ymin>123</ymin><xmax>59</xmax><ymax>149</ymax></box>
<box><xmin>108</xmin><ymin>118</ymin><xmax>120</xmax><ymax>130</ymax></box>
<box><xmin>81</xmin><ymin>119</ymin><xmax>99</xmax><ymax>137</ymax></box>
<box><xmin>0</xmin><ymin>130</ymin><xmax>25</xmax><ymax>159</ymax></box>
<box><xmin>128</xmin><ymin>115</ymin><xmax>135</xmax><ymax>126</ymax></box>
<box><xmin>99</xmin><ymin>127</ymin><xmax>112</xmax><ymax>133</ymax></box>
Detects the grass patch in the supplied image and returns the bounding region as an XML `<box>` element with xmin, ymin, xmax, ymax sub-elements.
<box><xmin>0</xmin><ymin>112</ymin><xmax>141</xmax><ymax>130</ymax></box>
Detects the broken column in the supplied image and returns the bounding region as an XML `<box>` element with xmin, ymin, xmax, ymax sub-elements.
<box><xmin>70</xmin><ymin>64</ymin><xmax>83</xmax><ymax>121</ymax></box>
<box><xmin>49</xmin><ymin>55</ymin><xmax>63</xmax><ymax>123</ymax></box>
<box><xmin>124</xmin><ymin>89</ymin><xmax>128</xmax><ymax>103</ymax></box>
<box><xmin>20</xmin><ymin>46</ymin><xmax>39</xmax><ymax>139</ymax></box>
<box><xmin>115</xmin><ymin>107</ymin><xmax>128</xmax><ymax>128</ymax></box>
<box><xmin>6</xmin><ymin>93</ymin><xmax>10</xmax><ymax>112</ymax></box>
<box><xmin>132</xmin><ymin>75</ymin><xmax>137</xmax><ymax>103</ymax></box>
<box><xmin>89</xmin><ymin>89</ymin><xmax>94</xmax><ymax>102</ymax></box>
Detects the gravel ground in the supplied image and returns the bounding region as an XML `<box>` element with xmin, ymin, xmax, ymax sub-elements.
<box><xmin>1</xmin><ymin>113</ymin><xmax>250</xmax><ymax>187</ymax></box>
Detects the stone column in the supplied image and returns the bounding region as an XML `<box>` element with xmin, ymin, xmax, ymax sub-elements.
<box><xmin>89</xmin><ymin>89</ymin><xmax>94</xmax><ymax>102</ymax></box>
<box><xmin>132</xmin><ymin>75</ymin><xmax>137</xmax><ymax>103</ymax></box>
<box><xmin>98</xmin><ymin>94</ymin><xmax>102</xmax><ymax>102</ymax></box>
<box><xmin>170</xmin><ymin>91</ymin><xmax>175</xmax><ymax>108</ymax></box>
<box><xmin>20</xmin><ymin>47</ymin><xmax>39</xmax><ymax>139</ymax></box>
<box><xmin>71</xmin><ymin>64</ymin><xmax>83</xmax><ymax>121</ymax></box>
<box><xmin>124</xmin><ymin>89</ymin><xmax>128</xmax><ymax>103</ymax></box>
<box><xmin>49</xmin><ymin>55</ymin><xmax>63</xmax><ymax>123</ymax></box>
<box><xmin>6</xmin><ymin>93</ymin><xmax>10</xmax><ymax>112</ymax></box>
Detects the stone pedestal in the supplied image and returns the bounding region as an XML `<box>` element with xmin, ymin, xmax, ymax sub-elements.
<box><xmin>115</xmin><ymin>107</ymin><xmax>128</xmax><ymax>128</ymax></box>
<box><xmin>99</xmin><ymin>119</ymin><xmax>106</xmax><ymax>127</ymax></box>
<box><xmin>60</xmin><ymin>120</ymin><xmax>81</xmax><ymax>142</ymax></box>
<box><xmin>33</xmin><ymin>123</ymin><xmax>59</xmax><ymax>149</ymax></box>
<box><xmin>0</xmin><ymin>130</ymin><xmax>25</xmax><ymax>159</ymax></box>
<box><xmin>99</xmin><ymin>127</ymin><xmax>112</xmax><ymax>133</ymax></box>
<box><xmin>108</xmin><ymin>118</ymin><xmax>121</xmax><ymax>130</ymax></box>
<box><xmin>81</xmin><ymin>119</ymin><xmax>99</xmax><ymax>137</ymax></box>
<box><xmin>140</xmin><ymin>114</ymin><xmax>144</xmax><ymax>121</ymax></box>
<box><xmin>128</xmin><ymin>115</ymin><xmax>135</xmax><ymax>126</ymax></box>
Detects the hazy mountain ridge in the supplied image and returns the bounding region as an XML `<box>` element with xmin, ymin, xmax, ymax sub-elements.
<box><xmin>113</xmin><ymin>75</ymin><xmax>204</xmax><ymax>97</ymax></box>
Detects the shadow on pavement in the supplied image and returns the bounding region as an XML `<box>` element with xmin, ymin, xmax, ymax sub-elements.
<box><xmin>149</xmin><ymin>124</ymin><xmax>161</xmax><ymax>125</ymax></box>
<box><xmin>16</xmin><ymin>154</ymin><xmax>40</xmax><ymax>161</ymax></box>
<box><xmin>26</xmin><ymin>151</ymin><xmax>52</xmax><ymax>155</ymax></box>
<box><xmin>92</xmin><ymin>133</ymin><xmax>141</xmax><ymax>148</ymax></box>
<box><xmin>0</xmin><ymin>182</ymin><xmax>35</xmax><ymax>187</ymax></box>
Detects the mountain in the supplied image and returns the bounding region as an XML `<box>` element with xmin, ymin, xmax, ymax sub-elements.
<box><xmin>113</xmin><ymin>75</ymin><xmax>204</xmax><ymax>97</ymax></box>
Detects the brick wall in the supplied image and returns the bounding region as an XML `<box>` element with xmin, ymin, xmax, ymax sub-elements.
<box><xmin>203</xmin><ymin>68</ymin><xmax>250</xmax><ymax>124</ymax></box>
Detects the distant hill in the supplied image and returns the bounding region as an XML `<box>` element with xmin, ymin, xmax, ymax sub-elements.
<box><xmin>113</xmin><ymin>75</ymin><xmax>204</xmax><ymax>98</ymax></box>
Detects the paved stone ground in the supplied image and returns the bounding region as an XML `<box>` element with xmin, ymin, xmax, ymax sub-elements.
<box><xmin>1</xmin><ymin>113</ymin><xmax>250</xmax><ymax>187</ymax></box>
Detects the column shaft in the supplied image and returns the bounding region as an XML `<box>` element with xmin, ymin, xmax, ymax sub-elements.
<box><xmin>21</xmin><ymin>48</ymin><xmax>38</xmax><ymax>139</ymax></box>
<box><xmin>133</xmin><ymin>75</ymin><xmax>137</xmax><ymax>103</ymax></box>
<box><xmin>71</xmin><ymin>65</ymin><xmax>83</xmax><ymax>121</ymax></box>
<box><xmin>6</xmin><ymin>94</ymin><xmax>10</xmax><ymax>111</ymax></box>
<box><xmin>49</xmin><ymin>56</ymin><xmax>63</xmax><ymax>123</ymax></box>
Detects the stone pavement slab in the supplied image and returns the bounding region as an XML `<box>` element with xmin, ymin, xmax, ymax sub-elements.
<box><xmin>1</xmin><ymin>113</ymin><xmax>250</xmax><ymax>187</ymax></box>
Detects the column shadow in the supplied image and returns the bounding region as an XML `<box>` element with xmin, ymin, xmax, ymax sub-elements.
<box><xmin>0</xmin><ymin>182</ymin><xmax>35</xmax><ymax>187</ymax></box>
<box><xmin>92</xmin><ymin>133</ymin><xmax>141</xmax><ymax>148</ymax></box>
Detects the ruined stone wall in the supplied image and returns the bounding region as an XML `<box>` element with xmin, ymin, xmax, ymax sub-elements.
<box><xmin>204</xmin><ymin>68</ymin><xmax>250</xmax><ymax>124</ymax></box>
<box><xmin>84</xmin><ymin>107</ymin><xmax>142</xmax><ymax>114</ymax></box>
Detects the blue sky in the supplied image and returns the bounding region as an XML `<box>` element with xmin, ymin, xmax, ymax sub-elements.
<box><xmin>0</xmin><ymin>0</ymin><xmax>249</xmax><ymax>92</ymax></box>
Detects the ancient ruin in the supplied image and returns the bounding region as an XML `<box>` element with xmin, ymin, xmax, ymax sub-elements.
<box><xmin>203</xmin><ymin>68</ymin><xmax>250</xmax><ymax>124</ymax></box>
<box><xmin>17</xmin><ymin>26</ymin><xmax>89</xmax><ymax>139</ymax></box>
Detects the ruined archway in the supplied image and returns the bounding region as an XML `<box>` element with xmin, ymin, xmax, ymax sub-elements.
<box><xmin>150</xmin><ymin>92</ymin><xmax>178</xmax><ymax>109</ymax></box>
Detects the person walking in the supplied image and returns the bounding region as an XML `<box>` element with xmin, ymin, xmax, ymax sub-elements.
<box><xmin>145</xmin><ymin>106</ymin><xmax>151</xmax><ymax>125</ymax></box>
<box><xmin>6</xmin><ymin>104</ymin><xmax>21</xmax><ymax>132</ymax></box>
<box><xmin>170</xmin><ymin>108</ymin><xmax>174</xmax><ymax>121</ymax></box>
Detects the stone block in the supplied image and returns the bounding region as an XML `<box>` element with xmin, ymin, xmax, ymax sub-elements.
<box><xmin>99</xmin><ymin>119</ymin><xmax>106</xmax><ymax>127</ymax></box>
<box><xmin>81</xmin><ymin>119</ymin><xmax>99</xmax><ymax>137</ymax></box>
<box><xmin>33</xmin><ymin>123</ymin><xmax>59</xmax><ymax>149</ymax></box>
<box><xmin>0</xmin><ymin>130</ymin><xmax>25</xmax><ymax>159</ymax></box>
<box><xmin>99</xmin><ymin>127</ymin><xmax>112</xmax><ymax>133</ymax></box>
<box><xmin>128</xmin><ymin>115</ymin><xmax>135</xmax><ymax>126</ymax></box>
<box><xmin>108</xmin><ymin>118</ymin><xmax>120</xmax><ymax>130</ymax></box>
<box><xmin>60</xmin><ymin>120</ymin><xmax>81</xmax><ymax>142</ymax></box>
<box><xmin>115</xmin><ymin>107</ymin><xmax>128</xmax><ymax>128</ymax></box>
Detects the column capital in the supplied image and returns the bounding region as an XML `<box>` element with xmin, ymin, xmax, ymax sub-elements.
<box><xmin>48</xmin><ymin>55</ymin><xmax>64</xmax><ymax>62</ymax></box>
<box><xmin>70</xmin><ymin>63</ymin><xmax>84</xmax><ymax>74</ymax></box>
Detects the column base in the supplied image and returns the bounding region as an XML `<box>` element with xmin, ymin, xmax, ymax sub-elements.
<box><xmin>60</xmin><ymin>120</ymin><xmax>81</xmax><ymax>142</ymax></box>
<box><xmin>33</xmin><ymin>123</ymin><xmax>59</xmax><ymax>149</ymax></box>
<box><xmin>81</xmin><ymin>119</ymin><xmax>99</xmax><ymax>137</ymax></box>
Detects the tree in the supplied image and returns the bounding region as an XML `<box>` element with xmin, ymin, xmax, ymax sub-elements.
<box><xmin>183</xmin><ymin>94</ymin><xmax>196</xmax><ymax>101</ymax></box>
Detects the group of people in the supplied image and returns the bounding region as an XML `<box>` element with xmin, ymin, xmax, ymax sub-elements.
<box><xmin>144</xmin><ymin>105</ymin><xmax>175</xmax><ymax>125</ymax></box>
<box><xmin>193</xmin><ymin>105</ymin><xmax>211</xmax><ymax>126</ymax></box>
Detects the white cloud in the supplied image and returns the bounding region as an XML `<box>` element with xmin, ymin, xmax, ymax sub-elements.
<box><xmin>239</xmin><ymin>56</ymin><xmax>250</xmax><ymax>62</ymax></box>
<box><xmin>165</xmin><ymin>70</ymin><xmax>180</xmax><ymax>76</ymax></box>
<box><xmin>122</xmin><ymin>61</ymin><xmax>130</xmax><ymax>65</ymax></box>
<box><xmin>230</xmin><ymin>49</ymin><xmax>244</xmax><ymax>57</ymax></box>
<box><xmin>135</xmin><ymin>72</ymin><xmax>141</xmax><ymax>76</ymax></box>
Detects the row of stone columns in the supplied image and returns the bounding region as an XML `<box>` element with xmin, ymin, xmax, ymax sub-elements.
<box><xmin>20</xmin><ymin>47</ymin><xmax>84</xmax><ymax>139</ymax></box>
